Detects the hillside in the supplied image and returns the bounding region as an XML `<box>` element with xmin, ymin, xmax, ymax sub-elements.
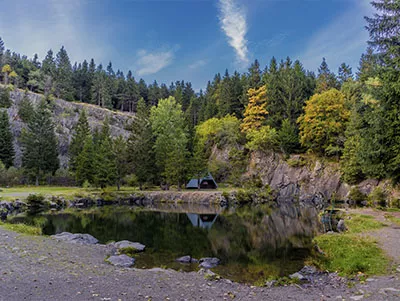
<box><xmin>7</xmin><ymin>89</ymin><xmax>133</xmax><ymax>168</ymax></box>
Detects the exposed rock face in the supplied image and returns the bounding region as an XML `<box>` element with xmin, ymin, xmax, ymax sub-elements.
<box><xmin>51</xmin><ymin>232</ymin><xmax>99</xmax><ymax>245</ymax></box>
<box><xmin>7</xmin><ymin>90</ymin><xmax>133</xmax><ymax>168</ymax></box>
<box><xmin>247</xmin><ymin>152</ymin><xmax>350</xmax><ymax>201</ymax></box>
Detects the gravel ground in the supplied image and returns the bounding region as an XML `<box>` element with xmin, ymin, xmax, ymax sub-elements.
<box><xmin>0</xmin><ymin>227</ymin><xmax>399</xmax><ymax>301</ymax></box>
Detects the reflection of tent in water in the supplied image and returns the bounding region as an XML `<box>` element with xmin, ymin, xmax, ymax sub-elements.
<box><xmin>186</xmin><ymin>213</ymin><xmax>218</xmax><ymax>229</ymax></box>
<box><xmin>186</xmin><ymin>173</ymin><xmax>218</xmax><ymax>189</ymax></box>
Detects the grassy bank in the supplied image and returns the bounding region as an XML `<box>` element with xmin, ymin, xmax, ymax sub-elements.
<box><xmin>0</xmin><ymin>221</ymin><xmax>42</xmax><ymax>235</ymax></box>
<box><xmin>310</xmin><ymin>213</ymin><xmax>389</xmax><ymax>277</ymax></box>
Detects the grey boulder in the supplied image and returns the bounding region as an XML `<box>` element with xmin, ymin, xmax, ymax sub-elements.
<box><xmin>199</xmin><ymin>257</ymin><xmax>220</xmax><ymax>269</ymax></box>
<box><xmin>112</xmin><ymin>240</ymin><xmax>145</xmax><ymax>252</ymax></box>
<box><xmin>176</xmin><ymin>255</ymin><xmax>198</xmax><ymax>264</ymax></box>
<box><xmin>107</xmin><ymin>255</ymin><xmax>135</xmax><ymax>267</ymax></box>
<box><xmin>52</xmin><ymin>232</ymin><xmax>98</xmax><ymax>245</ymax></box>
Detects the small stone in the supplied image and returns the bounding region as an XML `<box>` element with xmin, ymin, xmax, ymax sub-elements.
<box><xmin>289</xmin><ymin>272</ymin><xmax>305</xmax><ymax>281</ymax></box>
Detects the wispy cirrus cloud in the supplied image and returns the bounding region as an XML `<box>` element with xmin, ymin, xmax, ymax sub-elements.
<box><xmin>218</xmin><ymin>0</ymin><xmax>249</xmax><ymax>65</ymax></box>
<box><xmin>189</xmin><ymin>59</ymin><xmax>207</xmax><ymax>69</ymax></box>
<box><xmin>136</xmin><ymin>49</ymin><xmax>175</xmax><ymax>76</ymax></box>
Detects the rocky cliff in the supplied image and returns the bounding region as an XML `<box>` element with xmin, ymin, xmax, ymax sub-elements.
<box><xmin>7</xmin><ymin>90</ymin><xmax>133</xmax><ymax>168</ymax></box>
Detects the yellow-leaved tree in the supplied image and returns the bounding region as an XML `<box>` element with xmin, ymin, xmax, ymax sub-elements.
<box><xmin>241</xmin><ymin>85</ymin><xmax>268</xmax><ymax>133</ymax></box>
<box><xmin>297</xmin><ymin>88</ymin><xmax>350</xmax><ymax>156</ymax></box>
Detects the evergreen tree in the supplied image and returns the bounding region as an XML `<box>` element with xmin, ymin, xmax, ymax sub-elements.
<box><xmin>247</xmin><ymin>59</ymin><xmax>262</xmax><ymax>89</ymax></box>
<box><xmin>0</xmin><ymin>87</ymin><xmax>11</xmax><ymax>108</ymax></box>
<box><xmin>113</xmin><ymin>135</ymin><xmax>128</xmax><ymax>190</ymax></box>
<box><xmin>150</xmin><ymin>96</ymin><xmax>188</xmax><ymax>188</ymax></box>
<box><xmin>75</xmin><ymin>134</ymin><xmax>95</xmax><ymax>185</ymax></box>
<box><xmin>92</xmin><ymin>67</ymin><xmax>112</xmax><ymax>108</ymax></box>
<box><xmin>315</xmin><ymin>58</ymin><xmax>339</xmax><ymax>93</ymax></box>
<box><xmin>0</xmin><ymin>37</ymin><xmax>4</xmax><ymax>66</ymax></box>
<box><xmin>338</xmin><ymin>63</ymin><xmax>353</xmax><ymax>84</ymax></box>
<box><xmin>18</xmin><ymin>91</ymin><xmax>34</xmax><ymax>122</ymax></box>
<box><xmin>54</xmin><ymin>46</ymin><xmax>73</xmax><ymax>100</ymax></box>
<box><xmin>69</xmin><ymin>110</ymin><xmax>91</xmax><ymax>171</ymax></box>
<box><xmin>93</xmin><ymin>118</ymin><xmax>117</xmax><ymax>188</ymax></box>
<box><xmin>21</xmin><ymin>100</ymin><xmax>59</xmax><ymax>185</ymax></box>
<box><xmin>128</xmin><ymin>98</ymin><xmax>155</xmax><ymax>188</ymax></box>
<box><xmin>0</xmin><ymin>110</ymin><xmax>14</xmax><ymax>168</ymax></box>
<box><xmin>357</xmin><ymin>48</ymin><xmax>378</xmax><ymax>82</ymax></box>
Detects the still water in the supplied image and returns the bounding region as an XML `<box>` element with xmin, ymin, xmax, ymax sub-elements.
<box><xmin>10</xmin><ymin>202</ymin><xmax>320</xmax><ymax>283</ymax></box>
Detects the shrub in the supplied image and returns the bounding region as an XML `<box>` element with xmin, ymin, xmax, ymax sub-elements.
<box><xmin>368</xmin><ymin>187</ymin><xmax>388</xmax><ymax>207</ymax></box>
<box><xmin>348</xmin><ymin>187</ymin><xmax>367</xmax><ymax>205</ymax></box>
<box><xmin>26</xmin><ymin>194</ymin><xmax>47</xmax><ymax>209</ymax></box>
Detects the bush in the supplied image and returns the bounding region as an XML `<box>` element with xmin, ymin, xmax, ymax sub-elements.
<box><xmin>368</xmin><ymin>187</ymin><xmax>388</xmax><ymax>207</ymax></box>
<box><xmin>26</xmin><ymin>194</ymin><xmax>46</xmax><ymax>208</ymax></box>
<box><xmin>348</xmin><ymin>187</ymin><xmax>367</xmax><ymax>205</ymax></box>
<box><xmin>286</xmin><ymin>156</ymin><xmax>307</xmax><ymax>168</ymax></box>
<box><xmin>124</xmin><ymin>174</ymin><xmax>138</xmax><ymax>187</ymax></box>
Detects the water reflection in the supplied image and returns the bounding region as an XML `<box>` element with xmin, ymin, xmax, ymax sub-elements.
<box><xmin>9</xmin><ymin>202</ymin><xmax>319</xmax><ymax>283</ymax></box>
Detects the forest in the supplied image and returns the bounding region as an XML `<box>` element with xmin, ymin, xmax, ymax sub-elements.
<box><xmin>0</xmin><ymin>0</ymin><xmax>399</xmax><ymax>189</ymax></box>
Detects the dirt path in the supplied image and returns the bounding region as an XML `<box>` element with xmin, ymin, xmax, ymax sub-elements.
<box><xmin>347</xmin><ymin>208</ymin><xmax>400</xmax><ymax>264</ymax></box>
<box><xmin>0</xmin><ymin>222</ymin><xmax>399</xmax><ymax>300</ymax></box>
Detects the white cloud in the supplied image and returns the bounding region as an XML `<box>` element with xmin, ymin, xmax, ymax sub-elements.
<box><xmin>297</xmin><ymin>1</ymin><xmax>374</xmax><ymax>73</ymax></box>
<box><xmin>218</xmin><ymin>0</ymin><xmax>249</xmax><ymax>65</ymax></box>
<box><xmin>136</xmin><ymin>49</ymin><xmax>174</xmax><ymax>76</ymax></box>
<box><xmin>189</xmin><ymin>59</ymin><xmax>207</xmax><ymax>69</ymax></box>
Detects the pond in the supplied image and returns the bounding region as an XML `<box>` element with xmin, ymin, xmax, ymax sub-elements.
<box><xmin>8</xmin><ymin>202</ymin><xmax>320</xmax><ymax>284</ymax></box>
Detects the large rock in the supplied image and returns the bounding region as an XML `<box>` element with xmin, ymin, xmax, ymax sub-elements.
<box><xmin>52</xmin><ymin>232</ymin><xmax>98</xmax><ymax>245</ymax></box>
<box><xmin>107</xmin><ymin>255</ymin><xmax>135</xmax><ymax>267</ymax></box>
<box><xmin>112</xmin><ymin>240</ymin><xmax>145</xmax><ymax>252</ymax></box>
<box><xmin>176</xmin><ymin>255</ymin><xmax>198</xmax><ymax>264</ymax></box>
<box><xmin>199</xmin><ymin>257</ymin><xmax>220</xmax><ymax>269</ymax></box>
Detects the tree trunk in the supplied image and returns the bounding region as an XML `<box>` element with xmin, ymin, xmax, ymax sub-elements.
<box><xmin>35</xmin><ymin>175</ymin><xmax>39</xmax><ymax>186</ymax></box>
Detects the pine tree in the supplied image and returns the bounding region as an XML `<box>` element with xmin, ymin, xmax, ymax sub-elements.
<box><xmin>0</xmin><ymin>87</ymin><xmax>11</xmax><ymax>108</ymax></box>
<box><xmin>247</xmin><ymin>59</ymin><xmax>262</xmax><ymax>89</ymax></box>
<box><xmin>365</xmin><ymin>0</ymin><xmax>400</xmax><ymax>68</ymax></box>
<box><xmin>93</xmin><ymin>118</ymin><xmax>117</xmax><ymax>188</ymax></box>
<box><xmin>0</xmin><ymin>110</ymin><xmax>14</xmax><ymax>168</ymax></box>
<box><xmin>54</xmin><ymin>46</ymin><xmax>73</xmax><ymax>100</ymax></box>
<box><xmin>315</xmin><ymin>58</ymin><xmax>339</xmax><ymax>93</ymax></box>
<box><xmin>21</xmin><ymin>100</ymin><xmax>59</xmax><ymax>185</ymax></box>
<box><xmin>18</xmin><ymin>91</ymin><xmax>34</xmax><ymax>122</ymax></box>
<box><xmin>91</xmin><ymin>67</ymin><xmax>112</xmax><ymax>108</ymax></box>
<box><xmin>69</xmin><ymin>110</ymin><xmax>91</xmax><ymax>171</ymax></box>
<box><xmin>338</xmin><ymin>63</ymin><xmax>353</xmax><ymax>84</ymax></box>
<box><xmin>75</xmin><ymin>134</ymin><xmax>95</xmax><ymax>185</ymax></box>
<box><xmin>127</xmin><ymin>98</ymin><xmax>155</xmax><ymax>188</ymax></box>
<box><xmin>113</xmin><ymin>135</ymin><xmax>128</xmax><ymax>190</ymax></box>
<box><xmin>0</xmin><ymin>37</ymin><xmax>4</xmax><ymax>66</ymax></box>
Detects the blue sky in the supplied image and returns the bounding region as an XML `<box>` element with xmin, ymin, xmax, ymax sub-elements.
<box><xmin>0</xmin><ymin>0</ymin><xmax>373</xmax><ymax>90</ymax></box>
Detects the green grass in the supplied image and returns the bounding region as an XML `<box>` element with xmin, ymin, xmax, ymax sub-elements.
<box><xmin>309</xmin><ymin>212</ymin><xmax>389</xmax><ymax>277</ymax></box>
<box><xmin>0</xmin><ymin>221</ymin><xmax>42</xmax><ymax>235</ymax></box>
<box><xmin>311</xmin><ymin>234</ymin><xmax>389</xmax><ymax>276</ymax></box>
<box><xmin>384</xmin><ymin>214</ymin><xmax>400</xmax><ymax>226</ymax></box>
<box><xmin>346</xmin><ymin>214</ymin><xmax>386</xmax><ymax>234</ymax></box>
